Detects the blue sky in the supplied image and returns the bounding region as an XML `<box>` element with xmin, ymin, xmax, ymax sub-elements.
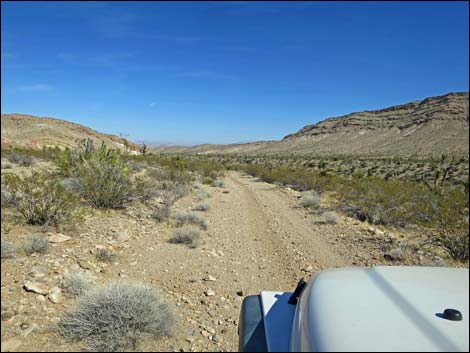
<box><xmin>1</xmin><ymin>1</ymin><xmax>468</xmax><ymax>145</ymax></box>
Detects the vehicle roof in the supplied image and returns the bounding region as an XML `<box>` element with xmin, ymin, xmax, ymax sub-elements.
<box><xmin>291</xmin><ymin>266</ymin><xmax>469</xmax><ymax>352</ymax></box>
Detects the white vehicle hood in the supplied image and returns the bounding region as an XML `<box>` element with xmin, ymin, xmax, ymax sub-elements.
<box><xmin>290</xmin><ymin>266</ymin><xmax>469</xmax><ymax>352</ymax></box>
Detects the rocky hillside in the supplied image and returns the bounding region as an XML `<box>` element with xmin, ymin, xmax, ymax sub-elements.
<box><xmin>154</xmin><ymin>92</ymin><xmax>469</xmax><ymax>156</ymax></box>
<box><xmin>1</xmin><ymin>114</ymin><xmax>140</xmax><ymax>153</ymax></box>
<box><xmin>282</xmin><ymin>92</ymin><xmax>469</xmax><ymax>155</ymax></box>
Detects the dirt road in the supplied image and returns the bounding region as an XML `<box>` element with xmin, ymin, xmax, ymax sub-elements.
<box><xmin>2</xmin><ymin>171</ymin><xmax>371</xmax><ymax>352</ymax></box>
<box><xmin>139</xmin><ymin>171</ymin><xmax>351</xmax><ymax>351</ymax></box>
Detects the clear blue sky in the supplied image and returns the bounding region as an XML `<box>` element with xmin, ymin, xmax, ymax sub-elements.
<box><xmin>1</xmin><ymin>1</ymin><xmax>469</xmax><ymax>145</ymax></box>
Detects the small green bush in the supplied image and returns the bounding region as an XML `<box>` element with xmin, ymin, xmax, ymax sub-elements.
<box><xmin>58</xmin><ymin>282</ymin><xmax>174</xmax><ymax>352</ymax></box>
<box><xmin>3</xmin><ymin>171</ymin><xmax>78</xmax><ymax>226</ymax></box>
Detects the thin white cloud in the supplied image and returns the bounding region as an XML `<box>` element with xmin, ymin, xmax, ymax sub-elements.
<box><xmin>18</xmin><ymin>84</ymin><xmax>53</xmax><ymax>92</ymax></box>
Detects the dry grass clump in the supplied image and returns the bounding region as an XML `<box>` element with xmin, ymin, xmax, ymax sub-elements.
<box><xmin>62</xmin><ymin>272</ymin><xmax>95</xmax><ymax>297</ymax></box>
<box><xmin>24</xmin><ymin>235</ymin><xmax>49</xmax><ymax>255</ymax></box>
<box><xmin>317</xmin><ymin>211</ymin><xmax>342</xmax><ymax>224</ymax></box>
<box><xmin>301</xmin><ymin>190</ymin><xmax>320</xmax><ymax>208</ymax></box>
<box><xmin>169</xmin><ymin>227</ymin><xmax>201</xmax><ymax>247</ymax></box>
<box><xmin>173</xmin><ymin>212</ymin><xmax>207</xmax><ymax>230</ymax></box>
<box><xmin>192</xmin><ymin>203</ymin><xmax>210</xmax><ymax>212</ymax></box>
<box><xmin>95</xmin><ymin>248</ymin><xmax>116</xmax><ymax>263</ymax></box>
<box><xmin>58</xmin><ymin>282</ymin><xmax>174</xmax><ymax>352</ymax></box>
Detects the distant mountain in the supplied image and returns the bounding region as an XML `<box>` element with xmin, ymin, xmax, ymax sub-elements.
<box><xmin>154</xmin><ymin>92</ymin><xmax>469</xmax><ymax>156</ymax></box>
<box><xmin>1</xmin><ymin>114</ymin><xmax>140</xmax><ymax>153</ymax></box>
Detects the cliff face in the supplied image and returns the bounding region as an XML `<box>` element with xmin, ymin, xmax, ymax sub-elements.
<box><xmin>277</xmin><ymin>92</ymin><xmax>469</xmax><ymax>155</ymax></box>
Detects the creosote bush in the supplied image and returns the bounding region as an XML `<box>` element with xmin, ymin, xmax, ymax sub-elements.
<box><xmin>58</xmin><ymin>282</ymin><xmax>174</xmax><ymax>352</ymax></box>
<box><xmin>2</xmin><ymin>171</ymin><xmax>78</xmax><ymax>226</ymax></box>
<box><xmin>24</xmin><ymin>235</ymin><xmax>49</xmax><ymax>255</ymax></box>
<box><xmin>169</xmin><ymin>227</ymin><xmax>201</xmax><ymax>247</ymax></box>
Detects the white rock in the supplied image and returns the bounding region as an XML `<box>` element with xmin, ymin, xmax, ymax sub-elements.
<box><xmin>24</xmin><ymin>282</ymin><xmax>49</xmax><ymax>295</ymax></box>
<box><xmin>204</xmin><ymin>288</ymin><xmax>215</xmax><ymax>296</ymax></box>
<box><xmin>48</xmin><ymin>287</ymin><xmax>62</xmax><ymax>304</ymax></box>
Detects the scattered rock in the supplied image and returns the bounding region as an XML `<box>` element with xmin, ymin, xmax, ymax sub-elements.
<box><xmin>29</xmin><ymin>266</ymin><xmax>48</xmax><ymax>278</ymax></box>
<box><xmin>302</xmin><ymin>265</ymin><xmax>313</xmax><ymax>273</ymax></box>
<box><xmin>24</xmin><ymin>281</ymin><xmax>49</xmax><ymax>295</ymax></box>
<box><xmin>212</xmin><ymin>335</ymin><xmax>223</xmax><ymax>343</ymax></box>
<box><xmin>236</xmin><ymin>289</ymin><xmax>244</xmax><ymax>297</ymax></box>
<box><xmin>1</xmin><ymin>310</ymin><xmax>14</xmax><ymax>321</ymax></box>
<box><xmin>48</xmin><ymin>287</ymin><xmax>62</xmax><ymax>304</ymax></box>
<box><xmin>204</xmin><ymin>275</ymin><xmax>217</xmax><ymax>282</ymax></box>
<box><xmin>78</xmin><ymin>260</ymin><xmax>93</xmax><ymax>270</ymax></box>
<box><xmin>20</xmin><ymin>323</ymin><xmax>39</xmax><ymax>337</ymax></box>
<box><xmin>113</xmin><ymin>231</ymin><xmax>130</xmax><ymax>243</ymax></box>
<box><xmin>204</xmin><ymin>288</ymin><xmax>215</xmax><ymax>297</ymax></box>
<box><xmin>48</xmin><ymin>233</ymin><xmax>72</xmax><ymax>243</ymax></box>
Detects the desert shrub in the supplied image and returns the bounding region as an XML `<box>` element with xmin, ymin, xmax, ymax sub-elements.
<box><xmin>155</xmin><ymin>180</ymin><xmax>188</xmax><ymax>202</ymax></box>
<box><xmin>169</xmin><ymin>227</ymin><xmax>200</xmax><ymax>247</ymax></box>
<box><xmin>302</xmin><ymin>190</ymin><xmax>320</xmax><ymax>208</ymax></box>
<box><xmin>317</xmin><ymin>211</ymin><xmax>342</xmax><ymax>224</ymax></box>
<box><xmin>2</xmin><ymin>171</ymin><xmax>78</xmax><ymax>226</ymax></box>
<box><xmin>58</xmin><ymin>282</ymin><xmax>174</xmax><ymax>352</ymax></box>
<box><xmin>212</xmin><ymin>179</ymin><xmax>225</xmax><ymax>188</ymax></box>
<box><xmin>24</xmin><ymin>235</ymin><xmax>49</xmax><ymax>255</ymax></box>
<box><xmin>196</xmin><ymin>190</ymin><xmax>211</xmax><ymax>201</ymax></box>
<box><xmin>1</xmin><ymin>241</ymin><xmax>14</xmax><ymax>259</ymax></box>
<box><xmin>95</xmin><ymin>248</ymin><xmax>116</xmax><ymax>263</ymax></box>
<box><xmin>75</xmin><ymin>158</ymin><xmax>134</xmax><ymax>209</ymax></box>
<box><xmin>193</xmin><ymin>203</ymin><xmax>209</xmax><ymax>212</ymax></box>
<box><xmin>202</xmin><ymin>176</ymin><xmax>215</xmax><ymax>185</ymax></box>
<box><xmin>441</xmin><ymin>233</ymin><xmax>469</xmax><ymax>262</ymax></box>
<box><xmin>8</xmin><ymin>153</ymin><xmax>34</xmax><ymax>167</ymax></box>
<box><xmin>62</xmin><ymin>272</ymin><xmax>95</xmax><ymax>297</ymax></box>
<box><xmin>173</xmin><ymin>212</ymin><xmax>207</xmax><ymax>230</ymax></box>
<box><xmin>1</xmin><ymin>190</ymin><xmax>17</xmax><ymax>208</ymax></box>
<box><xmin>151</xmin><ymin>204</ymin><xmax>172</xmax><ymax>223</ymax></box>
<box><xmin>60</xmin><ymin>177</ymin><xmax>84</xmax><ymax>194</ymax></box>
<box><xmin>1</xmin><ymin>163</ymin><xmax>12</xmax><ymax>169</ymax></box>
